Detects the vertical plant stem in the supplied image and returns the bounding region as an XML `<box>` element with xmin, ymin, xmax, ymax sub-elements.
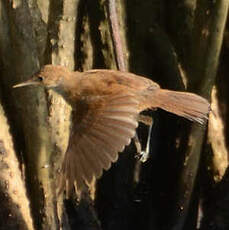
<box><xmin>106</xmin><ymin>0</ymin><xmax>126</xmax><ymax>71</ymax></box>
<box><xmin>171</xmin><ymin>1</ymin><xmax>229</xmax><ymax>229</ymax></box>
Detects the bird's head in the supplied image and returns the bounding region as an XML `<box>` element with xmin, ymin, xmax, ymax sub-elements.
<box><xmin>13</xmin><ymin>65</ymin><xmax>70</xmax><ymax>89</ymax></box>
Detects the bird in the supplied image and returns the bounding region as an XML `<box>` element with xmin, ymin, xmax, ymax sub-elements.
<box><xmin>13</xmin><ymin>64</ymin><xmax>210</xmax><ymax>195</ymax></box>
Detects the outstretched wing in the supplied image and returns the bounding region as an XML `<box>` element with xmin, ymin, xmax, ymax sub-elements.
<box><xmin>59</xmin><ymin>93</ymin><xmax>139</xmax><ymax>194</ymax></box>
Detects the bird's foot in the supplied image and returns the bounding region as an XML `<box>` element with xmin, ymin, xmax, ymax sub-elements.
<box><xmin>139</xmin><ymin>151</ymin><xmax>150</xmax><ymax>163</ymax></box>
<box><xmin>135</xmin><ymin>150</ymin><xmax>150</xmax><ymax>163</ymax></box>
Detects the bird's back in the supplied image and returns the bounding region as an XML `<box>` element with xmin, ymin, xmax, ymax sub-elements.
<box><xmin>76</xmin><ymin>69</ymin><xmax>160</xmax><ymax>96</ymax></box>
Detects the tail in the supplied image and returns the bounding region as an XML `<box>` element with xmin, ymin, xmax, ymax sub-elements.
<box><xmin>154</xmin><ymin>89</ymin><xmax>210</xmax><ymax>124</ymax></box>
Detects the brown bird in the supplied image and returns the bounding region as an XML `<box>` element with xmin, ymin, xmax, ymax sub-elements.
<box><xmin>14</xmin><ymin>65</ymin><xmax>210</xmax><ymax>194</ymax></box>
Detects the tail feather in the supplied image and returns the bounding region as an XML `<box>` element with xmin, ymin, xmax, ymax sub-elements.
<box><xmin>155</xmin><ymin>89</ymin><xmax>210</xmax><ymax>124</ymax></box>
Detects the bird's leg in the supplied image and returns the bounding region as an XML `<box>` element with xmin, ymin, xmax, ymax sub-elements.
<box><xmin>134</xmin><ymin>114</ymin><xmax>153</xmax><ymax>162</ymax></box>
<box><xmin>142</xmin><ymin>121</ymin><xmax>153</xmax><ymax>162</ymax></box>
<box><xmin>133</xmin><ymin>133</ymin><xmax>142</xmax><ymax>155</ymax></box>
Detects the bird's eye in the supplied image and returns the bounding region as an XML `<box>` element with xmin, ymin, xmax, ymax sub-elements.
<box><xmin>38</xmin><ymin>76</ymin><xmax>43</xmax><ymax>81</ymax></box>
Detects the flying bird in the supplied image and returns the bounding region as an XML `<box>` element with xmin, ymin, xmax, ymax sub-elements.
<box><xmin>14</xmin><ymin>65</ymin><xmax>210</xmax><ymax>194</ymax></box>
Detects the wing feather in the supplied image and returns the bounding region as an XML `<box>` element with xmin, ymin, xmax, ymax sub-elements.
<box><xmin>78</xmin><ymin>135</ymin><xmax>103</xmax><ymax>178</ymax></box>
<box><xmin>59</xmin><ymin>93</ymin><xmax>139</xmax><ymax>194</ymax></box>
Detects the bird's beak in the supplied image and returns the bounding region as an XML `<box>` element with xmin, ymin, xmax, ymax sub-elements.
<box><xmin>13</xmin><ymin>78</ymin><xmax>41</xmax><ymax>88</ymax></box>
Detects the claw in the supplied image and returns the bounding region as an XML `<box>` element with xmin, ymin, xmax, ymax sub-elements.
<box><xmin>139</xmin><ymin>151</ymin><xmax>150</xmax><ymax>163</ymax></box>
